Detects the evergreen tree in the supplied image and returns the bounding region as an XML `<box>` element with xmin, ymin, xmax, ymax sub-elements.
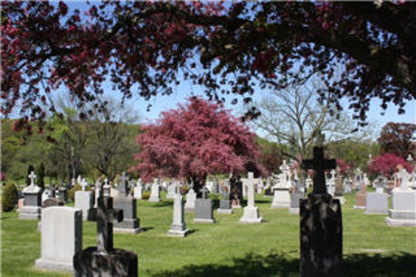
<box><xmin>36</xmin><ymin>162</ymin><xmax>45</xmax><ymax>189</ymax></box>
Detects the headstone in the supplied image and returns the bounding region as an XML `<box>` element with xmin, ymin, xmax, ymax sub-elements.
<box><xmin>103</xmin><ymin>178</ymin><xmax>111</xmax><ymax>197</ymax></box>
<box><xmin>327</xmin><ymin>169</ymin><xmax>336</xmax><ymax>196</ymax></box>
<box><xmin>354</xmin><ymin>181</ymin><xmax>367</xmax><ymax>209</ymax></box>
<box><xmin>271</xmin><ymin>170</ymin><xmax>291</xmax><ymax>209</ymax></box>
<box><xmin>194</xmin><ymin>187</ymin><xmax>215</xmax><ymax>223</ymax></box>
<box><xmin>35</xmin><ymin>207</ymin><xmax>82</xmax><ymax>272</ymax></box>
<box><xmin>385</xmin><ymin>169</ymin><xmax>416</xmax><ymax>227</ymax></box>
<box><xmin>57</xmin><ymin>186</ymin><xmax>68</xmax><ymax>203</ymax></box>
<box><xmin>19</xmin><ymin>171</ymin><xmax>42</xmax><ymax>220</ymax></box>
<box><xmin>217</xmin><ymin>185</ymin><xmax>233</xmax><ymax>214</ymax></box>
<box><xmin>240</xmin><ymin>172</ymin><xmax>263</xmax><ymax>223</ymax></box>
<box><xmin>75</xmin><ymin>179</ymin><xmax>94</xmax><ymax>221</ymax></box>
<box><xmin>365</xmin><ymin>177</ymin><xmax>388</xmax><ymax>215</ymax></box>
<box><xmin>300</xmin><ymin>146</ymin><xmax>342</xmax><ymax>277</ymax></box>
<box><xmin>230</xmin><ymin>179</ymin><xmax>242</xmax><ymax>208</ymax></box>
<box><xmin>73</xmin><ymin>196</ymin><xmax>138</xmax><ymax>277</ymax></box>
<box><xmin>168</xmin><ymin>190</ymin><xmax>189</xmax><ymax>237</ymax></box>
<box><xmin>184</xmin><ymin>187</ymin><xmax>197</xmax><ymax>213</ymax></box>
<box><xmin>289</xmin><ymin>191</ymin><xmax>304</xmax><ymax>214</ymax></box>
<box><xmin>166</xmin><ymin>183</ymin><xmax>177</xmax><ymax>199</ymax></box>
<box><xmin>264</xmin><ymin>178</ymin><xmax>273</xmax><ymax>197</ymax></box>
<box><xmin>42</xmin><ymin>189</ymin><xmax>52</xmax><ymax>203</ymax></box>
<box><xmin>113</xmin><ymin>172</ymin><xmax>142</xmax><ymax>234</ymax></box>
<box><xmin>133</xmin><ymin>179</ymin><xmax>143</xmax><ymax>200</ymax></box>
<box><xmin>334</xmin><ymin>170</ymin><xmax>344</xmax><ymax>204</ymax></box>
<box><xmin>149</xmin><ymin>178</ymin><xmax>161</xmax><ymax>202</ymax></box>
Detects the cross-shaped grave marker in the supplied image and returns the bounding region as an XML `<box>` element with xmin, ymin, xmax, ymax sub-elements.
<box><xmin>28</xmin><ymin>171</ymin><xmax>36</xmax><ymax>187</ymax></box>
<box><xmin>201</xmin><ymin>186</ymin><xmax>209</xmax><ymax>199</ymax></box>
<box><xmin>302</xmin><ymin>147</ymin><xmax>336</xmax><ymax>194</ymax></box>
<box><xmin>80</xmin><ymin>178</ymin><xmax>88</xmax><ymax>191</ymax></box>
<box><xmin>96</xmin><ymin>196</ymin><xmax>123</xmax><ymax>253</ymax></box>
<box><xmin>246</xmin><ymin>172</ymin><xmax>255</xmax><ymax>207</ymax></box>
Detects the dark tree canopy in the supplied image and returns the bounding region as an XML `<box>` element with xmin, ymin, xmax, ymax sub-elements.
<box><xmin>2</xmin><ymin>1</ymin><xmax>415</xmax><ymax>131</ymax></box>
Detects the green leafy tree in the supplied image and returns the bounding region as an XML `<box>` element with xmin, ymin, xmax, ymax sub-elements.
<box><xmin>26</xmin><ymin>165</ymin><xmax>34</xmax><ymax>186</ymax></box>
<box><xmin>36</xmin><ymin>162</ymin><xmax>45</xmax><ymax>189</ymax></box>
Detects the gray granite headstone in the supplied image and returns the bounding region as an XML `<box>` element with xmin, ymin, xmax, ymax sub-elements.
<box><xmin>35</xmin><ymin>207</ymin><xmax>82</xmax><ymax>272</ymax></box>
<box><xmin>194</xmin><ymin>188</ymin><xmax>214</xmax><ymax>223</ymax></box>
<box><xmin>19</xmin><ymin>171</ymin><xmax>42</xmax><ymax>220</ymax></box>
<box><xmin>289</xmin><ymin>191</ymin><xmax>304</xmax><ymax>214</ymax></box>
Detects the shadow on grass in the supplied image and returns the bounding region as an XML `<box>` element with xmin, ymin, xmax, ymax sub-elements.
<box><xmin>141</xmin><ymin>227</ymin><xmax>154</xmax><ymax>232</ymax></box>
<box><xmin>151</xmin><ymin>251</ymin><xmax>416</xmax><ymax>277</ymax></box>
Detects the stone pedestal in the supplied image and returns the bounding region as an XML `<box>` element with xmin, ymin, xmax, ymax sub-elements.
<box><xmin>75</xmin><ymin>191</ymin><xmax>94</xmax><ymax>221</ymax></box>
<box><xmin>365</xmin><ymin>192</ymin><xmax>388</xmax><ymax>215</ymax></box>
<box><xmin>385</xmin><ymin>190</ymin><xmax>416</xmax><ymax>227</ymax></box>
<box><xmin>300</xmin><ymin>193</ymin><xmax>342</xmax><ymax>277</ymax></box>
<box><xmin>217</xmin><ymin>199</ymin><xmax>233</xmax><ymax>214</ymax></box>
<box><xmin>73</xmin><ymin>247</ymin><xmax>138</xmax><ymax>277</ymax></box>
<box><xmin>168</xmin><ymin>194</ymin><xmax>189</xmax><ymax>237</ymax></box>
<box><xmin>19</xmin><ymin>189</ymin><xmax>42</xmax><ymax>220</ymax></box>
<box><xmin>271</xmin><ymin>189</ymin><xmax>290</xmax><ymax>208</ymax></box>
<box><xmin>35</xmin><ymin>207</ymin><xmax>82</xmax><ymax>272</ymax></box>
<box><xmin>289</xmin><ymin>191</ymin><xmax>304</xmax><ymax>214</ymax></box>
<box><xmin>194</xmin><ymin>199</ymin><xmax>215</xmax><ymax>223</ymax></box>
<box><xmin>184</xmin><ymin>189</ymin><xmax>196</xmax><ymax>213</ymax></box>
<box><xmin>240</xmin><ymin>206</ymin><xmax>262</xmax><ymax>223</ymax></box>
<box><xmin>114</xmin><ymin>197</ymin><xmax>142</xmax><ymax>234</ymax></box>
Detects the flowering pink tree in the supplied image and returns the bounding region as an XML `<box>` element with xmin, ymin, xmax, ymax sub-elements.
<box><xmin>336</xmin><ymin>159</ymin><xmax>350</xmax><ymax>176</ymax></box>
<box><xmin>368</xmin><ymin>153</ymin><xmax>413</xmax><ymax>178</ymax></box>
<box><xmin>132</xmin><ymin>97</ymin><xmax>266</xmax><ymax>190</ymax></box>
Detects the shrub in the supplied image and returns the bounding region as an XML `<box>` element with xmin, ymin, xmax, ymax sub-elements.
<box><xmin>179</xmin><ymin>185</ymin><xmax>190</xmax><ymax>195</ymax></box>
<box><xmin>142</xmin><ymin>191</ymin><xmax>150</xmax><ymax>200</ymax></box>
<box><xmin>68</xmin><ymin>184</ymin><xmax>93</xmax><ymax>202</ymax></box>
<box><xmin>2</xmin><ymin>183</ymin><xmax>18</xmax><ymax>212</ymax></box>
<box><xmin>208</xmin><ymin>193</ymin><xmax>220</xmax><ymax>201</ymax></box>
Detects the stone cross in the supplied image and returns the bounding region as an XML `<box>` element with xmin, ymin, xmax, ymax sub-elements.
<box><xmin>201</xmin><ymin>186</ymin><xmax>209</xmax><ymax>199</ymax></box>
<box><xmin>80</xmin><ymin>179</ymin><xmax>88</xmax><ymax>191</ymax></box>
<box><xmin>96</xmin><ymin>196</ymin><xmax>123</xmax><ymax>253</ymax></box>
<box><xmin>246</xmin><ymin>172</ymin><xmax>255</xmax><ymax>207</ymax></box>
<box><xmin>302</xmin><ymin>147</ymin><xmax>336</xmax><ymax>194</ymax></box>
<box><xmin>28</xmin><ymin>171</ymin><xmax>36</xmax><ymax>187</ymax></box>
<box><xmin>330</xmin><ymin>169</ymin><xmax>336</xmax><ymax>180</ymax></box>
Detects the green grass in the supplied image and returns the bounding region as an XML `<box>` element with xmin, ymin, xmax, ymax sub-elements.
<box><xmin>2</xmin><ymin>193</ymin><xmax>416</xmax><ymax>276</ymax></box>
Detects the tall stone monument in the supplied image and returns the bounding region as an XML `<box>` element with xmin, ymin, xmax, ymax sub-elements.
<box><xmin>240</xmin><ymin>172</ymin><xmax>263</xmax><ymax>223</ymax></box>
<box><xmin>113</xmin><ymin>172</ymin><xmax>142</xmax><ymax>234</ymax></box>
<box><xmin>19</xmin><ymin>171</ymin><xmax>42</xmax><ymax>220</ymax></box>
<box><xmin>385</xmin><ymin>169</ymin><xmax>416</xmax><ymax>226</ymax></box>
<box><xmin>35</xmin><ymin>207</ymin><xmax>82</xmax><ymax>272</ymax></box>
<box><xmin>74</xmin><ymin>195</ymin><xmax>138</xmax><ymax>276</ymax></box>
<box><xmin>168</xmin><ymin>188</ymin><xmax>189</xmax><ymax>237</ymax></box>
<box><xmin>271</xmin><ymin>161</ymin><xmax>291</xmax><ymax>208</ymax></box>
<box><xmin>149</xmin><ymin>178</ymin><xmax>161</xmax><ymax>202</ymax></box>
<box><xmin>300</xmin><ymin>147</ymin><xmax>342</xmax><ymax>277</ymax></box>
<box><xmin>133</xmin><ymin>178</ymin><xmax>143</xmax><ymax>200</ymax></box>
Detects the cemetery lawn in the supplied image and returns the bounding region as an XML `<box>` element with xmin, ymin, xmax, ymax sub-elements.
<box><xmin>2</xmin><ymin>193</ymin><xmax>416</xmax><ymax>277</ymax></box>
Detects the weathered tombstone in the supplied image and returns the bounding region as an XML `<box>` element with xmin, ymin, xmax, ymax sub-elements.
<box><xmin>184</xmin><ymin>186</ymin><xmax>197</xmax><ymax>213</ymax></box>
<box><xmin>149</xmin><ymin>178</ymin><xmax>161</xmax><ymax>202</ymax></box>
<box><xmin>73</xmin><ymin>196</ymin><xmax>138</xmax><ymax>277</ymax></box>
<box><xmin>385</xmin><ymin>169</ymin><xmax>416</xmax><ymax>227</ymax></box>
<box><xmin>35</xmin><ymin>207</ymin><xmax>82</xmax><ymax>272</ymax></box>
<box><xmin>133</xmin><ymin>179</ymin><xmax>143</xmax><ymax>200</ymax></box>
<box><xmin>168</xmin><ymin>189</ymin><xmax>189</xmax><ymax>237</ymax></box>
<box><xmin>240</xmin><ymin>172</ymin><xmax>263</xmax><ymax>223</ymax></box>
<box><xmin>271</xmin><ymin>164</ymin><xmax>291</xmax><ymax>209</ymax></box>
<box><xmin>289</xmin><ymin>191</ymin><xmax>304</xmax><ymax>214</ymax></box>
<box><xmin>353</xmin><ymin>181</ymin><xmax>367</xmax><ymax>209</ymax></box>
<box><xmin>57</xmin><ymin>186</ymin><xmax>68</xmax><ymax>203</ymax></box>
<box><xmin>19</xmin><ymin>171</ymin><xmax>42</xmax><ymax>220</ymax></box>
<box><xmin>194</xmin><ymin>187</ymin><xmax>215</xmax><ymax>223</ymax></box>
<box><xmin>300</xmin><ymin>146</ymin><xmax>342</xmax><ymax>277</ymax></box>
<box><xmin>75</xmin><ymin>179</ymin><xmax>94</xmax><ymax>221</ymax></box>
<box><xmin>166</xmin><ymin>182</ymin><xmax>177</xmax><ymax>199</ymax></box>
<box><xmin>113</xmin><ymin>172</ymin><xmax>142</xmax><ymax>234</ymax></box>
<box><xmin>365</xmin><ymin>177</ymin><xmax>388</xmax><ymax>215</ymax></box>
<box><xmin>217</xmin><ymin>185</ymin><xmax>233</xmax><ymax>214</ymax></box>
<box><xmin>230</xmin><ymin>179</ymin><xmax>242</xmax><ymax>208</ymax></box>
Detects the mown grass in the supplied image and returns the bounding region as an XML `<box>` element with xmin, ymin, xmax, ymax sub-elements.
<box><xmin>2</xmin><ymin>193</ymin><xmax>416</xmax><ymax>276</ymax></box>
